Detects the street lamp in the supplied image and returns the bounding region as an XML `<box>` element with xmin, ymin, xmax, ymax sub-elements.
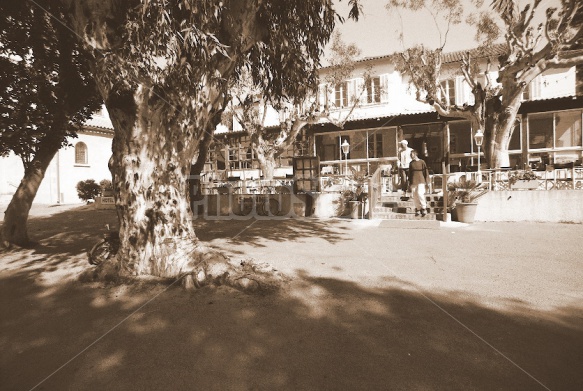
<box><xmin>474</xmin><ymin>129</ymin><xmax>484</xmax><ymax>177</ymax></box>
<box><xmin>341</xmin><ymin>139</ymin><xmax>350</xmax><ymax>175</ymax></box>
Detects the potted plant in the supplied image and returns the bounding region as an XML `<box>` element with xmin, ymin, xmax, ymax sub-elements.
<box><xmin>447</xmin><ymin>176</ymin><xmax>489</xmax><ymax>223</ymax></box>
<box><xmin>344</xmin><ymin>169</ymin><xmax>369</xmax><ymax>219</ymax></box>
<box><xmin>508</xmin><ymin>169</ymin><xmax>539</xmax><ymax>190</ymax></box>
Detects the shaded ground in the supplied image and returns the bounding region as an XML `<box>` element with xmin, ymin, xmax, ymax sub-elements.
<box><xmin>1</xmin><ymin>204</ymin><xmax>582</xmax><ymax>390</ymax></box>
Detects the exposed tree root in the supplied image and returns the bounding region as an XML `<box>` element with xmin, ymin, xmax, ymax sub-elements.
<box><xmin>181</xmin><ymin>249</ymin><xmax>286</xmax><ymax>294</ymax></box>
<box><xmin>80</xmin><ymin>245</ymin><xmax>286</xmax><ymax>294</ymax></box>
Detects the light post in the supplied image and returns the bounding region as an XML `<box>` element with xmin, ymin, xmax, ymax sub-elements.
<box><xmin>341</xmin><ymin>139</ymin><xmax>350</xmax><ymax>175</ymax></box>
<box><xmin>474</xmin><ymin>129</ymin><xmax>484</xmax><ymax>178</ymax></box>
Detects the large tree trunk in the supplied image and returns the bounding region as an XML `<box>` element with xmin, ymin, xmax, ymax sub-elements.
<box><xmin>255</xmin><ymin>149</ymin><xmax>277</xmax><ymax>181</ymax></box>
<box><xmin>487</xmin><ymin>85</ymin><xmax>524</xmax><ymax>169</ymax></box>
<box><xmin>104</xmin><ymin>86</ymin><xmax>210</xmax><ymax>277</ymax></box>
<box><xmin>67</xmin><ymin>0</ymin><xmax>285</xmax><ymax>290</ymax></box>
<box><xmin>1</xmin><ymin>140</ymin><xmax>60</xmax><ymax>247</ymax></box>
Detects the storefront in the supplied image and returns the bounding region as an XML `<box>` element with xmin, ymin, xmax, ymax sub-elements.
<box><xmin>200</xmin><ymin>100</ymin><xmax>583</xmax><ymax>184</ymax></box>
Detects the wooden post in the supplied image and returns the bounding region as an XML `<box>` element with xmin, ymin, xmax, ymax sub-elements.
<box><xmin>442</xmin><ymin>160</ymin><xmax>448</xmax><ymax>222</ymax></box>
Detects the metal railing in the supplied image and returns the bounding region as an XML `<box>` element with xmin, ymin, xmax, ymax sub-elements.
<box><xmin>201</xmin><ymin>178</ymin><xmax>294</xmax><ymax>195</ymax></box>
<box><xmin>430</xmin><ymin>167</ymin><xmax>583</xmax><ymax>191</ymax></box>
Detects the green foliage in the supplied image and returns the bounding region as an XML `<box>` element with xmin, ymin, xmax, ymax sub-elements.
<box><xmin>347</xmin><ymin>168</ymin><xmax>369</xmax><ymax>202</ymax></box>
<box><xmin>447</xmin><ymin>176</ymin><xmax>488</xmax><ymax>206</ymax></box>
<box><xmin>0</xmin><ymin>1</ymin><xmax>102</xmax><ymax>168</ymax></box>
<box><xmin>76</xmin><ymin>180</ymin><xmax>102</xmax><ymax>201</ymax></box>
<box><xmin>99</xmin><ymin>179</ymin><xmax>114</xmax><ymax>192</ymax></box>
<box><xmin>508</xmin><ymin>169</ymin><xmax>537</xmax><ymax>185</ymax></box>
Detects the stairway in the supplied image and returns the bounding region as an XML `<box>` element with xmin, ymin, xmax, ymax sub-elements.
<box><xmin>372</xmin><ymin>192</ymin><xmax>444</xmax><ymax>226</ymax></box>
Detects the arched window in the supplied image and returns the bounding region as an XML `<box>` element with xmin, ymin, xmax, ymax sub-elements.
<box><xmin>75</xmin><ymin>142</ymin><xmax>88</xmax><ymax>164</ymax></box>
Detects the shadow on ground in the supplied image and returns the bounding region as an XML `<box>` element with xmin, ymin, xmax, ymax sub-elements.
<box><xmin>1</xmin><ymin>267</ymin><xmax>582</xmax><ymax>391</ymax></box>
<box><xmin>1</xmin><ymin>206</ymin><xmax>582</xmax><ymax>390</ymax></box>
<box><xmin>5</xmin><ymin>205</ymin><xmax>351</xmax><ymax>259</ymax></box>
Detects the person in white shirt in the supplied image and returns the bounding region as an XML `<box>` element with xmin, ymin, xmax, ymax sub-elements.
<box><xmin>397</xmin><ymin>139</ymin><xmax>413</xmax><ymax>192</ymax></box>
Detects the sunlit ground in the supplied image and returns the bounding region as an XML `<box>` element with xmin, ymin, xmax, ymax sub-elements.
<box><xmin>1</xmin><ymin>204</ymin><xmax>582</xmax><ymax>390</ymax></box>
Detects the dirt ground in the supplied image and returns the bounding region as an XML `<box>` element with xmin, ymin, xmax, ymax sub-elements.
<box><xmin>1</xmin><ymin>203</ymin><xmax>582</xmax><ymax>391</ymax></box>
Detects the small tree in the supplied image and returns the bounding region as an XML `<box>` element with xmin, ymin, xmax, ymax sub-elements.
<box><xmin>76</xmin><ymin>180</ymin><xmax>101</xmax><ymax>202</ymax></box>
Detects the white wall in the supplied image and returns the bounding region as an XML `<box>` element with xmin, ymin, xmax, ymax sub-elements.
<box><xmin>57</xmin><ymin>130</ymin><xmax>113</xmax><ymax>203</ymax></box>
<box><xmin>0</xmin><ymin>129</ymin><xmax>113</xmax><ymax>205</ymax></box>
<box><xmin>474</xmin><ymin>190</ymin><xmax>583</xmax><ymax>223</ymax></box>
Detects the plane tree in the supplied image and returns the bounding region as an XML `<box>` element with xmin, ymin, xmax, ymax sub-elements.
<box><xmin>51</xmin><ymin>0</ymin><xmax>361</xmax><ymax>287</ymax></box>
<box><xmin>228</xmin><ymin>32</ymin><xmax>368</xmax><ymax>181</ymax></box>
<box><xmin>387</xmin><ymin>0</ymin><xmax>583</xmax><ymax>168</ymax></box>
<box><xmin>0</xmin><ymin>2</ymin><xmax>101</xmax><ymax>247</ymax></box>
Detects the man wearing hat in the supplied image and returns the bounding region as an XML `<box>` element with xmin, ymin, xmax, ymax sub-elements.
<box><xmin>397</xmin><ymin>139</ymin><xmax>413</xmax><ymax>193</ymax></box>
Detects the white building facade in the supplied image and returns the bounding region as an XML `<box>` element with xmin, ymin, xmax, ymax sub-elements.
<box><xmin>0</xmin><ymin>108</ymin><xmax>114</xmax><ymax>204</ymax></box>
<box><xmin>201</xmin><ymin>47</ymin><xmax>583</xmax><ymax>184</ymax></box>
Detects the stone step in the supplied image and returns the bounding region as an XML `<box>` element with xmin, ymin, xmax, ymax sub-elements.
<box><xmin>380</xmin><ymin>194</ymin><xmax>444</xmax><ymax>201</ymax></box>
<box><xmin>371</xmin><ymin>210</ymin><xmax>437</xmax><ymax>220</ymax></box>
<box><xmin>378</xmin><ymin>219</ymin><xmax>441</xmax><ymax>229</ymax></box>
<box><xmin>374</xmin><ymin>206</ymin><xmax>444</xmax><ymax>215</ymax></box>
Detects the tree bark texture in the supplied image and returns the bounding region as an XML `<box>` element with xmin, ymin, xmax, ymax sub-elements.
<box><xmin>103</xmin><ymin>83</ymin><xmax>230</xmax><ymax>277</ymax></box>
<box><xmin>1</xmin><ymin>147</ymin><xmax>57</xmax><ymax>246</ymax></box>
<box><xmin>62</xmin><ymin>0</ymin><xmax>335</xmax><ymax>284</ymax></box>
<box><xmin>254</xmin><ymin>147</ymin><xmax>276</xmax><ymax>181</ymax></box>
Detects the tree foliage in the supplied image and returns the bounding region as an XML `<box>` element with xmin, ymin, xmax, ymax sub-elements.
<box><xmin>76</xmin><ymin>179</ymin><xmax>101</xmax><ymax>201</ymax></box>
<box><xmin>226</xmin><ymin>32</ymin><xmax>366</xmax><ymax>179</ymax></box>
<box><xmin>46</xmin><ymin>0</ymin><xmax>363</xmax><ymax>280</ymax></box>
<box><xmin>388</xmin><ymin>0</ymin><xmax>583</xmax><ymax>168</ymax></box>
<box><xmin>0</xmin><ymin>1</ymin><xmax>101</xmax><ymax>167</ymax></box>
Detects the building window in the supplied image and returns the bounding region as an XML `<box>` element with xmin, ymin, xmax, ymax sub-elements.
<box><xmin>367</xmin><ymin>132</ymin><xmax>383</xmax><ymax>158</ymax></box>
<box><xmin>227</xmin><ymin>136</ymin><xmax>255</xmax><ymax>169</ymax></box>
<box><xmin>75</xmin><ymin>142</ymin><xmax>88</xmax><ymax>164</ymax></box>
<box><xmin>528</xmin><ymin>113</ymin><xmax>554</xmax><ymax>149</ymax></box>
<box><xmin>509</xmin><ymin>123</ymin><xmax>521</xmax><ymax>150</ymax></box>
<box><xmin>449</xmin><ymin>121</ymin><xmax>472</xmax><ymax>154</ymax></box>
<box><xmin>315</xmin><ymin>133</ymin><xmax>339</xmax><ymax>161</ymax></box>
<box><xmin>555</xmin><ymin>110</ymin><xmax>582</xmax><ymax>148</ymax></box>
<box><xmin>440</xmin><ymin>79</ymin><xmax>456</xmax><ymax>106</ymax></box>
<box><xmin>528</xmin><ymin>110</ymin><xmax>583</xmax><ymax>150</ymax></box>
<box><xmin>365</xmin><ymin>77</ymin><xmax>381</xmax><ymax>104</ymax></box>
<box><xmin>334</xmin><ymin>82</ymin><xmax>348</xmax><ymax>108</ymax></box>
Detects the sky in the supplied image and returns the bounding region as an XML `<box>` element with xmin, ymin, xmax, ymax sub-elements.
<box><xmin>324</xmin><ymin>0</ymin><xmax>560</xmax><ymax>62</ymax></box>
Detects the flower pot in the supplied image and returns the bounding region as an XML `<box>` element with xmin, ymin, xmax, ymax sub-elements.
<box><xmin>454</xmin><ymin>202</ymin><xmax>478</xmax><ymax>223</ymax></box>
<box><xmin>349</xmin><ymin>200</ymin><xmax>362</xmax><ymax>219</ymax></box>
<box><xmin>511</xmin><ymin>180</ymin><xmax>539</xmax><ymax>190</ymax></box>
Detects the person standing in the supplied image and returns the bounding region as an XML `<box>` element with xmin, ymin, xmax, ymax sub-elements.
<box><xmin>408</xmin><ymin>149</ymin><xmax>430</xmax><ymax>217</ymax></box>
<box><xmin>397</xmin><ymin>140</ymin><xmax>413</xmax><ymax>193</ymax></box>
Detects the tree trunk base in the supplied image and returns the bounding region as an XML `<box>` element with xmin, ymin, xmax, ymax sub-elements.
<box><xmin>80</xmin><ymin>244</ymin><xmax>285</xmax><ymax>294</ymax></box>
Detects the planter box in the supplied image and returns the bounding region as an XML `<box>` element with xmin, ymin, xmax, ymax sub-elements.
<box><xmin>511</xmin><ymin>180</ymin><xmax>539</xmax><ymax>190</ymax></box>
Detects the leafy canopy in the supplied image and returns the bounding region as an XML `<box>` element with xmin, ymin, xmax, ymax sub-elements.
<box><xmin>0</xmin><ymin>1</ymin><xmax>101</xmax><ymax>167</ymax></box>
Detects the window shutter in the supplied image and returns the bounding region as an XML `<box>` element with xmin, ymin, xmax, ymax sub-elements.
<box><xmin>354</xmin><ymin>77</ymin><xmax>364</xmax><ymax>104</ymax></box>
<box><xmin>380</xmin><ymin>74</ymin><xmax>390</xmax><ymax>103</ymax></box>
<box><xmin>456</xmin><ymin>77</ymin><xmax>474</xmax><ymax>106</ymax></box>
<box><xmin>530</xmin><ymin>75</ymin><xmax>542</xmax><ymax>99</ymax></box>
<box><xmin>347</xmin><ymin>79</ymin><xmax>356</xmax><ymax>104</ymax></box>
<box><xmin>318</xmin><ymin>84</ymin><xmax>327</xmax><ymax>111</ymax></box>
<box><xmin>455</xmin><ymin>76</ymin><xmax>465</xmax><ymax>106</ymax></box>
